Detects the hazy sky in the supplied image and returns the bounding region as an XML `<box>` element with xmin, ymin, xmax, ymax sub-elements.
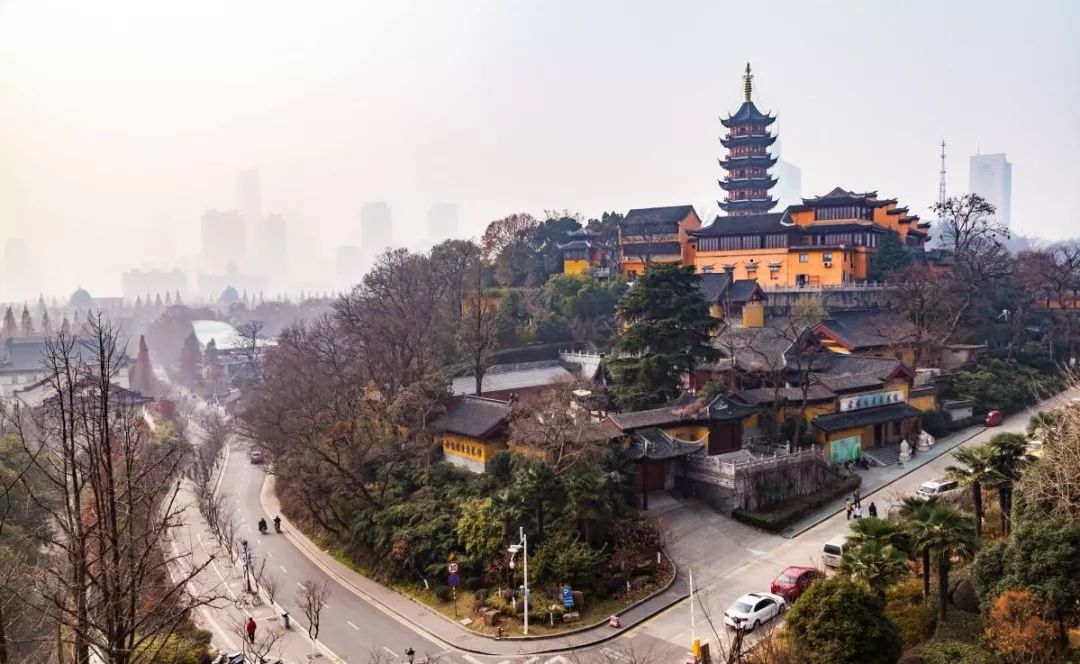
<box><xmin>1</xmin><ymin>0</ymin><xmax>1078</xmax><ymax>298</ymax></box>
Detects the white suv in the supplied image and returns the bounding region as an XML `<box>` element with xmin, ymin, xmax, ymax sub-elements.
<box><xmin>916</xmin><ymin>479</ymin><xmax>959</xmax><ymax>499</ymax></box>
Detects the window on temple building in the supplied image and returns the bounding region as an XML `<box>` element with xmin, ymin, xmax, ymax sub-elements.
<box><xmin>823</xmin><ymin>251</ymin><xmax>833</xmax><ymax>262</ymax></box>
<box><xmin>799</xmin><ymin>253</ymin><xmax>809</xmax><ymax>263</ymax></box>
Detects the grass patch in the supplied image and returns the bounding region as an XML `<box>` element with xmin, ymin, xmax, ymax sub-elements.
<box><xmin>732</xmin><ymin>475</ymin><xmax>861</xmax><ymax>532</ymax></box>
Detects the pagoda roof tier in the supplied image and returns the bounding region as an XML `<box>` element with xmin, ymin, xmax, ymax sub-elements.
<box><xmin>718</xmin><ymin>155</ymin><xmax>777</xmax><ymax>170</ymax></box>
<box><xmin>886</xmin><ymin>207</ymin><xmax>910</xmax><ymax>215</ymax></box>
<box><xmin>720</xmin><ymin>101</ymin><xmax>776</xmax><ymax>128</ymax></box>
<box><xmin>719</xmin><ymin>198</ymin><xmax>778</xmax><ymax>214</ymax></box>
<box><xmin>718</xmin><ymin>176</ymin><xmax>778</xmax><ymax>192</ymax></box>
<box><xmin>720</xmin><ymin>134</ymin><xmax>776</xmax><ymax>149</ymax></box>
<box><xmin>917</xmin><ymin>221</ymin><xmax>932</xmax><ymax>230</ymax></box>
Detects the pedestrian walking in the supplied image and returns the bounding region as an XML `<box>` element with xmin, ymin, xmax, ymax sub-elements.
<box><xmin>845</xmin><ymin>498</ymin><xmax>853</xmax><ymax>520</ymax></box>
<box><xmin>868</xmin><ymin>502</ymin><xmax>878</xmax><ymax>518</ymax></box>
<box><xmin>854</xmin><ymin>505</ymin><xmax>862</xmax><ymax>519</ymax></box>
<box><xmin>852</xmin><ymin>490</ymin><xmax>861</xmax><ymax>508</ymax></box>
<box><xmin>246</xmin><ymin>617</ymin><xmax>256</xmax><ymax>644</ymax></box>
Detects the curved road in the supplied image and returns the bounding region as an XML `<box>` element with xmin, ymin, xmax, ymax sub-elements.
<box><xmin>218</xmin><ymin>387</ymin><xmax>1074</xmax><ymax>662</ymax></box>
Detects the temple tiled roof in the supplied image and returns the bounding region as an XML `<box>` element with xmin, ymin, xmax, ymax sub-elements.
<box><xmin>812</xmin><ymin>403</ymin><xmax>923</xmax><ymax>433</ymax></box>
<box><xmin>622</xmin><ymin>205</ymin><xmax>696</xmax><ymax>228</ymax></box>
<box><xmin>720</xmin><ymin>101</ymin><xmax>776</xmax><ymax>128</ymax></box>
<box><xmin>736</xmin><ymin>384</ymin><xmax>836</xmax><ymax>406</ymax></box>
<box><xmin>690</xmin><ymin>212</ymin><xmax>789</xmax><ymax>236</ymax></box>
<box><xmin>814</xmin><ymin>309</ymin><xmax>920</xmax><ymax>351</ymax></box>
<box><xmin>627</xmin><ymin>428</ymin><xmax>705</xmax><ymax>460</ymax></box>
<box><xmin>431</xmin><ymin>396</ymin><xmax>510</xmax><ymax>439</ymax></box>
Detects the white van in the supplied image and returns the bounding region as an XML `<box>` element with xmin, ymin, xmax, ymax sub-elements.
<box><xmin>822</xmin><ymin>536</ymin><xmax>846</xmax><ymax>568</ymax></box>
<box><xmin>916</xmin><ymin>479</ymin><xmax>959</xmax><ymax>499</ymax></box>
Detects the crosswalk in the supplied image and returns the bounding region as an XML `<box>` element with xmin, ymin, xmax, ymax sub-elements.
<box><xmin>368</xmin><ymin>647</ymin><xmax>634</xmax><ymax>664</ymax></box>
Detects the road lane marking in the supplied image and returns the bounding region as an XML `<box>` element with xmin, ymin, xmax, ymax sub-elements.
<box><xmin>381</xmin><ymin>646</ymin><xmax>397</xmax><ymax>658</ymax></box>
<box><xmin>279</xmin><ymin>565</ymin><xmax>288</xmax><ymax>574</ymax></box>
<box><xmin>346</xmin><ymin>620</ymin><xmax>360</xmax><ymax>631</ymax></box>
<box><xmin>462</xmin><ymin>656</ymin><xmax>484</xmax><ymax>664</ymax></box>
<box><xmin>266</xmin><ymin>551</ymin><xmax>273</xmax><ymax>558</ymax></box>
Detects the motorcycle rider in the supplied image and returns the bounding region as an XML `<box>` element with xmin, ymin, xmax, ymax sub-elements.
<box><xmin>273</xmin><ymin>515</ymin><xmax>282</xmax><ymax>533</ymax></box>
<box><xmin>257</xmin><ymin>517</ymin><xmax>267</xmax><ymax>534</ymax></box>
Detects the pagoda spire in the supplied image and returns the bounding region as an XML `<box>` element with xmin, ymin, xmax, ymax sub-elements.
<box><xmin>744</xmin><ymin>62</ymin><xmax>753</xmax><ymax>102</ymax></box>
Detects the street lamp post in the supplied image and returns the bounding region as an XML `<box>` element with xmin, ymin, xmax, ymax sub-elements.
<box><xmin>240</xmin><ymin>539</ymin><xmax>253</xmax><ymax>593</ymax></box>
<box><xmin>508</xmin><ymin>527</ymin><xmax>529</xmax><ymax>635</ymax></box>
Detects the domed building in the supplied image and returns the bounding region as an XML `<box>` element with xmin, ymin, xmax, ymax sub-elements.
<box><xmin>219</xmin><ymin>285</ymin><xmax>240</xmax><ymax>306</ymax></box>
<box><xmin>69</xmin><ymin>288</ymin><xmax>93</xmax><ymax>307</ymax></box>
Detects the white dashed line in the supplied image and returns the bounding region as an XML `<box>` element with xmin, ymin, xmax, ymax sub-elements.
<box><xmin>346</xmin><ymin>621</ymin><xmax>359</xmax><ymax>631</ymax></box>
<box><xmin>462</xmin><ymin>656</ymin><xmax>484</xmax><ymax>664</ymax></box>
<box><xmin>279</xmin><ymin>566</ymin><xmax>288</xmax><ymax>574</ymax></box>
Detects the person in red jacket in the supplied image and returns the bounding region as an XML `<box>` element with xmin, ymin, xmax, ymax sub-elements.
<box><xmin>246</xmin><ymin>617</ymin><xmax>256</xmax><ymax>643</ymax></box>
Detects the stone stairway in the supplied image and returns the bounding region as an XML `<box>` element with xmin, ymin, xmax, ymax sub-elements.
<box><xmin>862</xmin><ymin>444</ymin><xmax>901</xmax><ymax>467</ymax></box>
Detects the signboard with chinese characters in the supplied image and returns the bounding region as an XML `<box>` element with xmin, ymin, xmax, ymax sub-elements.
<box><xmin>839</xmin><ymin>390</ymin><xmax>904</xmax><ymax>413</ymax></box>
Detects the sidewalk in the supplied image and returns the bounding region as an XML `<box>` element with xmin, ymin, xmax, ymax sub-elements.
<box><xmin>173</xmin><ymin>439</ymin><xmax>341</xmax><ymax>663</ymax></box>
<box><xmin>779</xmin><ymin>426</ymin><xmax>983</xmax><ymax>538</ymax></box>
<box><xmin>260</xmin><ymin>474</ymin><xmax>689</xmax><ymax>657</ymax></box>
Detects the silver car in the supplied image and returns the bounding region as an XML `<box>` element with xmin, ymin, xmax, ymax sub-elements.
<box><xmin>723</xmin><ymin>592</ymin><xmax>787</xmax><ymax>631</ymax></box>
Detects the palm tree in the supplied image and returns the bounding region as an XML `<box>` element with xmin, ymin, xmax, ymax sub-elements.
<box><xmin>985</xmin><ymin>433</ymin><xmax>1033</xmax><ymax>536</ymax></box>
<box><xmin>899</xmin><ymin>496</ymin><xmax>939</xmax><ymax>601</ymax></box>
<box><xmin>840</xmin><ymin>539</ymin><xmax>909</xmax><ymax>603</ymax></box>
<box><xmin>847</xmin><ymin>516</ymin><xmax>910</xmax><ymax>551</ymax></box>
<box><xmin>946</xmin><ymin>444</ymin><xmax>993</xmax><ymax>537</ymax></box>
<box><xmin>918</xmin><ymin>502</ymin><xmax>978</xmax><ymax>620</ymax></box>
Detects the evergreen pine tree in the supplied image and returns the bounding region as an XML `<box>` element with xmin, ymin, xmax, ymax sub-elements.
<box><xmin>154</xmin><ymin>293</ymin><xmax>163</xmax><ymax>308</ymax></box>
<box><xmin>41</xmin><ymin>309</ymin><xmax>53</xmax><ymax>337</ymax></box>
<box><xmin>131</xmin><ymin>335</ymin><xmax>157</xmax><ymax>396</ymax></box>
<box><xmin>37</xmin><ymin>294</ymin><xmax>47</xmax><ymax>312</ymax></box>
<box><xmin>174</xmin><ymin>290</ymin><xmax>183</xmax><ymax>306</ymax></box>
<box><xmin>608</xmin><ymin>263</ymin><xmax>721</xmax><ymax>410</ymax></box>
<box><xmin>178</xmin><ymin>333</ymin><xmax>202</xmax><ymax>386</ymax></box>
<box><xmin>868</xmin><ymin>230</ymin><xmax>912</xmax><ymax>282</ymax></box>
<box><xmin>135</xmin><ymin>295</ymin><xmax>143</xmax><ymax>309</ymax></box>
<box><xmin>2</xmin><ymin>307</ymin><xmax>17</xmax><ymax>339</ymax></box>
<box><xmin>165</xmin><ymin>291</ymin><xmax>172</xmax><ymax>306</ymax></box>
<box><xmin>20</xmin><ymin>305</ymin><xmax>34</xmax><ymax>336</ymax></box>
<box><xmin>60</xmin><ymin>315</ymin><xmax>72</xmax><ymax>337</ymax></box>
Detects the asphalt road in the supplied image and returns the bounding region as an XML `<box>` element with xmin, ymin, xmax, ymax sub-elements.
<box><xmin>217</xmin><ymin>387</ymin><xmax>1073</xmax><ymax>663</ymax></box>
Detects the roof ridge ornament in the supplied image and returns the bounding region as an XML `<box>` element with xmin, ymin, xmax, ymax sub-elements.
<box><xmin>744</xmin><ymin>62</ymin><xmax>753</xmax><ymax>102</ymax></box>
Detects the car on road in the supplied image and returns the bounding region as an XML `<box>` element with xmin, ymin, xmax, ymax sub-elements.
<box><xmin>822</xmin><ymin>536</ymin><xmax>847</xmax><ymax>568</ymax></box>
<box><xmin>916</xmin><ymin>478</ymin><xmax>960</xmax><ymax>500</ymax></box>
<box><xmin>249</xmin><ymin>449</ymin><xmax>264</xmax><ymax>464</ymax></box>
<box><xmin>985</xmin><ymin>410</ymin><xmax>1003</xmax><ymax>427</ymax></box>
<box><xmin>770</xmin><ymin>566</ymin><xmax>824</xmax><ymax>602</ymax></box>
<box><xmin>723</xmin><ymin>592</ymin><xmax>786</xmax><ymax>631</ymax></box>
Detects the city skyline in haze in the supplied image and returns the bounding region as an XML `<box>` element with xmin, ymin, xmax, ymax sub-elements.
<box><xmin>1</xmin><ymin>0</ymin><xmax>1078</xmax><ymax>299</ymax></box>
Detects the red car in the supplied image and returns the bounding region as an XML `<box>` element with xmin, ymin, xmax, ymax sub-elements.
<box><xmin>985</xmin><ymin>410</ymin><xmax>1003</xmax><ymax>427</ymax></box>
<box><xmin>770</xmin><ymin>567</ymin><xmax>824</xmax><ymax>602</ymax></box>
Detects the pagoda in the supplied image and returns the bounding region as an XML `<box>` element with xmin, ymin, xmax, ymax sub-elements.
<box><xmin>718</xmin><ymin>63</ymin><xmax>778</xmax><ymax>216</ymax></box>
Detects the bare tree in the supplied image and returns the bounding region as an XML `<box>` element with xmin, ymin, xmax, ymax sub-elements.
<box><xmin>252</xmin><ymin>558</ymin><xmax>279</xmax><ymax>605</ymax></box>
<box><xmin>234</xmin><ymin>320</ymin><xmax>267</xmax><ymax>388</ymax></box>
<box><xmin>508</xmin><ymin>379</ymin><xmax>614</xmax><ymax>475</ymax></box>
<box><xmin>296</xmin><ymin>579</ymin><xmax>330</xmax><ymax>658</ymax></box>
<box><xmin>13</xmin><ymin>316</ymin><xmax>217</xmax><ymax>664</ymax></box>
<box><xmin>231</xmin><ymin>617</ymin><xmax>283</xmax><ymax>664</ymax></box>
<box><xmin>457</xmin><ymin>257</ymin><xmax>501</xmax><ymax>396</ymax></box>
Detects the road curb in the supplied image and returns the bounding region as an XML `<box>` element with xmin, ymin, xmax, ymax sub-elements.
<box><xmin>259</xmin><ymin>473</ymin><xmax>690</xmax><ymax>656</ymax></box>
<box><xmin>783</xmin><ymin>426</ymin><xmax>985</xmax><ymax>539</ymax></box>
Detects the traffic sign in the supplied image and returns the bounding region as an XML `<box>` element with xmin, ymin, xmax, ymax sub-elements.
<box><xmin>448</xmin><ymin>572</ymin><xmax>460</xmax><ymax>587</ymax></box>
<box><xmin>561</xmin><ymin>585</ymin><xmax>574</xmax><ymax>608</ymax></box>
<box><xmin>447</xmin><ymin>561</ymin><xmax>459</xmax><ymax>574</ymax></box>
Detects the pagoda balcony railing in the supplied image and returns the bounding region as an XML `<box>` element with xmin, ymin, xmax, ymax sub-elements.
<box><xmin>760</xmin><ymin>281</ymin><xmax>895</xmax><ymax>292</ymax></box>
<box><xmin>724</xmin><ymin>132</ymin><xmax>770</xmax><ymax>140</ymax></box>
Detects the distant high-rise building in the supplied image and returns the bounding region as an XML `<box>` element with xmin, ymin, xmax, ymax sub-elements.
<box><xmin>428</xmin><ymin>203</ymin><xmax>460</xmax><ymax>243</ymax></box>
<box><xmin>969</xmin><ymin>153</ymin><xmax>1012</xmax><ymax>229</ymax></box>
<box><xmin>253</xmin><ymin>214</ymin><xmax>288</xmax><ymax>288</ymax></box>
<box><xmin>360</xmin><ymin>202</ymin><xmax>393</xmax><ymax>260</ymax></box>
<box><xmin>200</xmin><ymin>210</ymin><xmax>246</xmax><ymax>273</ymax></box>
<box><xmin>237</xmin><ymin>169</ymin><xmax>262</xmax><ymax>224</ymax></box>
<box><xmin>770</xmin><ymin>140</ymin><xmax>802</xmax><ymax>209</ymax></box>
<box><xmin>336</xmin><ymin>245</ymin><xmax>365</xmax><ymax>287</ymax></box>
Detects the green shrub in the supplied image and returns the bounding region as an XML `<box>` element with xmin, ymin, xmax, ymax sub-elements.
<box><xmin>434</xmin><ymin>585</ymin><xmax>452</xmax><ymax>602</ymax></box>
<box><xmin>465</xmin><ymin>576</ymin><xmax>483</xmax><ymax>590</ymax></box>
<box><xmin>886</xmin><ymin>579</ymin><xmax>935</xmax><ymax>650</ymax></box>
<box><xmin>971</xmin><ymin>541</ymin><xmax>1007</xmax><ymax>613</ymax></box>
<box><xmin>785</xmin><ymin>575</ymin><xmax>901</xmax><ymax>664</ymax></box>
<box><xmin>920</xmin><ymin>641</ymin><xmax>994</xmax><ymax>664</ymax></box>
<box><xmin>732</xmin><ymin>475</ymin><xmax>861</xmax><ymax>532</ymax></box>
<box><xmin>531</xmin><ymin>531</ymin><xmax>607</xmax><ymax>592</ymax></box>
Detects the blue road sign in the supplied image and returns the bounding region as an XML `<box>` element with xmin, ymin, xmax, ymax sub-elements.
<box><xmin>448</xmin><ymin>572</ymin><xmax>460</xmax><ymax>587</ymax></box>
<box><xmin>562</xmin><ymin>585</ymin><xmax>574</xmax><ymax>608</ymax></box>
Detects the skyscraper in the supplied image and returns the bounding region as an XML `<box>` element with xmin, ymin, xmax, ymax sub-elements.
<box><xmin>360</xmin><ymin>202</ymin><xmax>393</xmax><ymax>261</ymax></box>
<box><xmin>428</xmin><ymin>203</ymin><xmax>459</xmax><ymax>243</ymax></box>
<box><xmin>770</xmin><ymin>139</ymin><xmax>802</xmax><ymax>209</ymax></box>
<box><xmin>253</xmin><ymin>214</ymin><xmax>288</xmax><ymax>288</ymax></box>
<box><xmin>969</xmin><ymin>153</ymin><xmax>1012</xmax><ymax>229</ymax></box>
<box><xmin>718</xmin><ymin>63</ymin><xmax>778</xmax><ymax>216</ymax></box>
<box><xmin>237</xmin><ymin>169</ymin><xmax>262</xmax><ymax>224</ymax></box>
<box><xmin>200</xmin><ymin>210</ymin><xmax>246</xmax><ymax>273</ymax></box>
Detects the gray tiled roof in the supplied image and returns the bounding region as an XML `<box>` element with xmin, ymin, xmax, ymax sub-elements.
<box><xmin>627</xmin><ymin>428</ymin><xmax>704</xmax><ymax>460</ymax></box>
<box><xmin>431</xmin><ymin>396</ymin><xmax>510</xmax><ymax>438</ymax></box>
<box><xmin>1</xmin><ymin>338</ymin><xmax>49</xmax><ymax>372</ymax></box>
<box><xmin>451</xmin><ymin>361</ymin><xmax>572</xmax><ymax>397</ymax></box>
<box><xmin>690</xmin><ymin>212</ymin><xmax>787</xmax><ymax>236</ymax></box>
<box><xmin>812</xmin><ymin>403</ymin><xmax>923</xmax><ymax>433</ymax></box>
<box><xmin>696</xmin><ymin>273</ymin><xmax>733</xmax><ymax>303</ymax></box>
<box><xmin>815</xmin><ymin>373</ymin><xmax>886</xmax><ymax>393</ymax></box>
<box><xmin>815</xmin><ymin>309</ymin><xmax>919</xmax><ymax>350</ymax></box>
<box><xmin>736</xmin><ymin>384</ymin><xmax>835</xmax><ymax>406</ymax></box>
<box><xmin>622</xmin><ymin>205</ymin><xmax>696</xmax><ymax>228</ymax></box>
<box><xmin>14</xmin><ymin>378</ymin><xmax>150</xmax><ymax>410</ymax></box>
<box><xmin>728</xmin><ymin>280</ymin><xmax>762</xmax><ymax>304</ymax></box>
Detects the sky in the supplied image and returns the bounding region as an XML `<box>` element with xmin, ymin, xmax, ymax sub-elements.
<box><xmin>1</xmin><ymin>0</ymin><xmax>1078</xmax><ymax>299</ymax></box>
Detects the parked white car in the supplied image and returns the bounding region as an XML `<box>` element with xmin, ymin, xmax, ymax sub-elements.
<box><xmin>723</xmin><ymin>592</ymin><xmax>786</xmax><ymax>631</ymax></box>
<box><xmin>916</xmin><ymin>479</ymin><xmax>960</xmax><ymax>499</ymax></box>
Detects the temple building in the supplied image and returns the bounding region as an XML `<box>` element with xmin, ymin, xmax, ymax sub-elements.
<box><xmin>617</xmin><ymin>205</ymin><xmax>701</xmax><ymax>278</ymax></box>
<box><xmin>689</xmin><ymin>188</ymin><xmax>930</xmax><ymax>287</ymax></box>
<box><xmin>718</xmin><ymin>64</ymin><xmax>778</xmax><ymax>216</ymax></box>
